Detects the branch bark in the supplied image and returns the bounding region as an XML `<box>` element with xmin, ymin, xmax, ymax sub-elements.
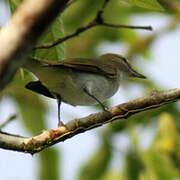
<box><xmin>0</xmin><ymin>0</ymin><xmax>71</xmax><ymax>90</ymax></box>
<box><xmin>0</xmin><ymin>88</ymin><xmax>179</xmax><ymax>154</ymax></box>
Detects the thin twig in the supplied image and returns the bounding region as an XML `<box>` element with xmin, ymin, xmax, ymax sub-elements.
<box><xmin>36</xmin><ymin>22</ymin><xmax>95</xmax><ymax>49</ymax></box>
<box><xmin>98</xmin><ymin>0</ymin><xmax>111</xmax><ymax>20</ymax></box>
<box><xmin>35</xmin><ymin>0</ymin><xmax>152</xmax><ymax>49</ymax></box>
<box><xmin>0</xmin><ymin>114</ymin><xmax>17</xmax><ymax>129</ymax></box>
<box><xmin>101</xmin><ymin>22</ymin><xmax>152</xmax><ymax>30</ymax></box>
<box><xmin>35</xmin><ymin>22</ymin><xmax>152</xmax><ymax>49</ymax></box>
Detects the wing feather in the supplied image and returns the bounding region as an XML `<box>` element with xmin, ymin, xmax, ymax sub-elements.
<box><xmin>42</xmin><ymin>58</ymin><xmax>116</xmax><ymax>78</ymax></box>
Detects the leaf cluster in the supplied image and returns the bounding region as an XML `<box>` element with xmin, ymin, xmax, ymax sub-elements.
<box><xmin>1</xmin><ymin>0</ymin><xmax>180</xmax><ymax>179</ymax></box>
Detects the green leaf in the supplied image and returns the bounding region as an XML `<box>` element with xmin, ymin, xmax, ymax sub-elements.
<box><xmin>8</xmin><ymin>0</ymin><xmax>22</xmax><ymax>14</ymax></box>
<box><xmin>143</xmin><ymin>150</ymin><xmax>180</xmax><ymax>179</ymax></box>
<box><xmin>32</xmin><ymin>17</ymin><xmax>66</xmax><ymax>61</ymax></box>
<box><xmin>102</xmin><ymin>171</ymin><xmax>122</xmax><ymax>180</ymax></box>
<box><xmin>8</xmin><ymin>71</ymin><xmax>47</xmax><ymax>134</ymax></box>
<box><xmin>123</xmin><ymin>149</ymin><xmax>145</xmax><ymax>180</ymax></box>
<box><xmin>39</xmin><ymin>148</ymin><xmax>60</xmax><ymax>180</ymax></box>
<box><xmin>78</xmin><ymin>136</ymin><xmax>112</xmax><ymax>180</ymax></box>
<box><xmin>122</xmin><ymin>0</ymin><xmax>164</xmax><ymax>10</ymax></box>
<box><xmin>9</xmin><ymin>0</ymin><xmax>65</xmax><ymax>61</ymax></box>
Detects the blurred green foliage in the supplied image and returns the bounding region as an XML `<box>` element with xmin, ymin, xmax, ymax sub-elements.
<box><xmin>78</xmin><ymin>131</ymin><xmax>112</xmax><ymax>180</ymax></box>
<box><xmin>2</xmin><ymin>0</ymin><xmax>180</xmax><ymax>179</ymax></box>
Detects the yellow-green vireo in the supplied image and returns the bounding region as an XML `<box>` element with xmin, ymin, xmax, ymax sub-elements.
<box><xmin>23</xmin><ymin>53</ymin><xmax>146</xmax><ymax>126</ymax></box>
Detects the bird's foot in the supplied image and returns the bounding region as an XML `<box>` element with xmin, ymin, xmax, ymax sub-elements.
<box><xmin>58</xmin><ymin>120</ymin><xmax>65</xmax><ymax>127</ymax></box>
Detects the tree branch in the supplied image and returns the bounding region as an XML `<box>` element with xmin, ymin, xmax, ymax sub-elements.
<box><xmin>35</xmin><ymin>0</ymin><xmax>152</xmax><ymax>49</ymax></box>
<box><xmin>0</xmin><ymin>0</ymin><xmax>71</xmax><ymax>90</ymax></box>
<box><xmin>0</xmin><ymin>114</ymin><xmax>17</xmax><ymax>129</ymax></box>
<box><xmin>0</xmin><ymin>88</ymin><xmax>179</xmax><ymax>154</ymax></box>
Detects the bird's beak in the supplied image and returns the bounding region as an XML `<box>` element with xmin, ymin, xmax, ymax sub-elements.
<box><xmin>130</xmin><ymin>69</ymin><xmax>146</xmax><ymax>79</ymax></box>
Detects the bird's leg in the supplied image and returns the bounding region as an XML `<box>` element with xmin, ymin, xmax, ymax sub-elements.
<box><xmin>83</xmin><ymin>87</ymin><xmax>108</xmax><ymax>111</ymax></box>
<box><xmin>56</xmin><ymin>95</ymin><xmax>64</xmax><ymax>127</ymax></box>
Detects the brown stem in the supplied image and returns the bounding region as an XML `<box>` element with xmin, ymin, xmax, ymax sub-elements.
<box><xmin>0</xmin><ymin>88</ymin><xmax>179</xmax><ymax>154</ymax></box>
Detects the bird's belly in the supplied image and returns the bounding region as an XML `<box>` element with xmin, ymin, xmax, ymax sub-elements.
<box><xmin>55</xmin><ymin>72</ymin><xmax>119</xmax><ymax>106</ymax></box>
<box><xmin>41</xmin><ymin>69</ymin><xmax>120</xmax><ymax>106</ymax></box>
<box><xmin>56</xmin><ymin>86</ymin><xmax>96</xmax><ymax>106</ymax></box>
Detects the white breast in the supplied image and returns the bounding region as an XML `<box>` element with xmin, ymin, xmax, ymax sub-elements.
<box><xmin>54</xmin><ymin>71</ymin><xmax>120</xmax><ymax>106</ymax></box>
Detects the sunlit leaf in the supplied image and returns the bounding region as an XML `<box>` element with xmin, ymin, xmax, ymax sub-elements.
<box><xmin>122</xmin><ymin>0</ymin><xmax>164</xmax><ymax>11</ymax></box>
<box><xmin>32</xmin><ymin>17</ymin><xmax>66</xmax><ymax>61</ymax></box>
<box><xmin>143</xmin><ymin>150</ymin><xmax>180</xmax><ymax>179</ymax></box>
<box><xmin>157</xmin><ymin>113</ymin><xmax>178</xmax><ymax>153</ymax></box>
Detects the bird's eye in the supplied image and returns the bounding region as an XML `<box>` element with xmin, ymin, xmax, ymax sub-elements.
<box><xmin>121</xmin><ymin>57</ymin><xmax>129</xmax><ymax>64</ymax></box>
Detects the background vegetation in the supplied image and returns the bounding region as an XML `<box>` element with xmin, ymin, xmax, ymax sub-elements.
<box><xmin>1</xmin><ymin>0</ymin><xmax>180</xmax><ymax>179</ymax></box>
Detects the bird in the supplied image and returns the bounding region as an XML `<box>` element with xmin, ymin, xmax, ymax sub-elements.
<box><xmin>23</xmin><ymin>53</ymin><xmax>146</xmax><ymax>126</ymax></box>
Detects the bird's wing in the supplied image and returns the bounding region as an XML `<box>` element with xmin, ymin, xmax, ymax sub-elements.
<box><xmin>42</xmin><ymin>58</ymin><xmax>116</xmax><ymax>78</ymax></box>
